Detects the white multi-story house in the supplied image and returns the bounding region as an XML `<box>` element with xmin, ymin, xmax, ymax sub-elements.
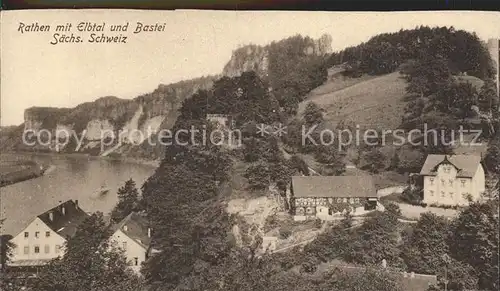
<box><xmin>9</xmin><ymin>200</ymin><xmax>89</xmax><ymax>268</ymax></box>
<box><xmin>109</xmin><ymin>212</ymin><xmax>157</xmax><ymax>274</ymax></box>
<box><xmin>420</xmin><ymin>155</ymin><xmax>485</xmax><ymax>206</ymax></box>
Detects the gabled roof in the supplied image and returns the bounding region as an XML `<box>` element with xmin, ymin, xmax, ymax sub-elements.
<box><xmin>112</xmin><ymin>212</ymin><xmax>151</xmax><ymax>250</ymax></box>
<box><xmin>37</xmin><ymin>200</ymin><xmax>89</xmax><ymax>239</ymax></box>
<box><xmin>291</xmin><ymin>176</ymin><xmax>377</xmax><ymax>198</ymax></box>
<box><xmin>419</xmin><ymin>154</ymin><xmax>481</xmax><ymax>178</ymax></box>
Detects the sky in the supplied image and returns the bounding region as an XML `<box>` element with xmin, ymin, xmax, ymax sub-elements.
<box><xmin>1</xmin><ymin>10</ymin><xmax>500</xmax><ymax>125</ymax></box>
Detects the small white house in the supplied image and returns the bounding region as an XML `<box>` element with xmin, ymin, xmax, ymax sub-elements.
<box><xmin>9</xmin><ymin>200</ymin><xmax>88</xmax><ymax>267</ymax></box>
<box><xmin>109</xmin><ymin>212</ymin><xmax>157</xmax><ymax>274</ymax></box>
<box><xmin>420</xmin><ymin>155</ymin><xmax>485</xmax><ymax>206</ymax></box>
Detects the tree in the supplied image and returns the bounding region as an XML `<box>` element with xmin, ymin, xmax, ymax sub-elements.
<box><xmin>319</xmin><ymin>267</ymin><xmax>403</xmax><ymax>291</ymax></box>
<box><xmin>448</xmin><ymin>201</ymin><xmax>499</xmax><ymax>291</ymax></box>
<box><xmin>111</xmin><ymin>179</ymin><xmax>140</xmax><ymax>223</ymax></box>
<box><xmin>303</xmin><ymin>102</ymin><xmax>324</xmax><ymax>126</ymax></box>
<box><xmin>244</xmin><ymin>161</ymin><xmax>271</xmax><ymax>191</ymax></box>
<box><xmin>0</xmin><ymin>219</ymin><xmax>14</xmax><ymax>271</ymax></box>
<box><xmin>437</xmin><ymin>256</ymin><xmax>479</xmax><ymax>291</ymax></box>
<box><xmin>347</xmin><ymin>209</ymin><xmax>404</xmax><ymax>268</ymax></box>
<box><xmin>341</xmin><ymin>209</ymin><xmax>353</xmax><ymax>228</ymax></box>
<box><xmin>401</xmin><ymin>187</ymin><xmax>423</xmax><ymax>204</ymax></box>
<box><xmin>433</xmin><ymin>82</ymin><xmax>478</xmax><ymax>119</ymax></box>
<box><xmin>289</xmin><ymin>155</ymin><xmax>310</xmax><ymax>176</ymax></box>
<box><xmin>419</xmin><ymin>111</ymin><xmax>457</xmax><ymax>155</ymax></box>
<box><xmin>401</xmin><ymin>213</ymin><xmax>450</xmax><ymax>274</ymax></box>
<box><xmin>397</xmin><ymin>146</ymin><xmax>425</xmax><ymax>173</ymax></box>
<box><xmin>314</xmin><ymin>145</ymin><xmax>346</xmax><ymax>176</ymax></box>
<box><xmin>387</xmin><ymin>152</ymin><xmax>400</xmax><ymax>171</ymax></box>
<box><xmin>402</xmin><ymin>56</ymin><xmax>451</xmax><ymax>97</ymax></box>
<box><xmin>478</xmin><ymin>79</ymin><xmax>499</xmax><ymax>113</ymax></box>
<box><xmin>34</xmin><ymin>212</ymin><xmax>143</xmax><ymax>291</ymax></box>
<box><xmin>141</xmin><ymin>145</ymin><xmax>233</xmax><ymax>289</ymax></box>
<box><xmin>485</xmin><ymin>139</ymin><xmax>500</xmax><ymax>174</ymax></box>
<box><xmin>361</xmin><ymin>148</ymin><xmax>386</xmax><ymax>174</ymax></box>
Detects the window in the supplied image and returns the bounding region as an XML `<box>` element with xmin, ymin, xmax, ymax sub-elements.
<box><xmin>441</xmin><ymin>179</ymin><xmax>445</xmax><ymax>186</ymax></box>
<box><xmin>45</xmin><ymin>231</ymin><xmax>50</xmax><ymax>237</ymax></box>
<box><xmin>449</xmin><ymin>192</ymin><xmax>454</xmax><ymax>198</ymax></box>
<box><xmin>24</xmin><ymin>232</ymin><xmax>29</xmax><ymax>238</ymax></box>
<box><xmin>122</xmin><ymin>242</ymin><xmax>127</xmax><ymax>250</ymax></box>
<box><xmin>429</xmin><ymin>190</ymin><xmax>434</xmax><ymax>196</ymax></box>
<box><xmin>133</xmin><ymin>257</ymin><xmax>139</xmax><ymax>266</ymax></box>
<box><xmin>449</xmin><ymin>179</ymin><xmax>453</xmax><ymax>186</ymax></box>
<box><xmin>23</xmin><ymin>246</ymin><xmax>29</xmax><ymax>255</ymax></box>
<box><xmin>430</xmin><ymin>178</ymin><xmax>434</xmax><ymax>185</ymax></box>
<box><xmin>461</xmin><ymin>180</ymin><xmax>466</xmax><ymax>187</ymax></box>
<box><xmin>55</xmin><ymin>245</ymin><xmax>61</xmax><ymax>254</ymax></box>
<box><xmin>44</xmin><ymin>245</ymin><xmax>50</xmax><ymax>254</ymax></box>
<box><xmin>441</xmin><ymin>191</ymin><xmax>445</xmax><ymax>197</ymax></box>
<box><xmin>35</xmin><ymin>231</ymin><xmax>40</xmax><ymax>238</ymax></box>
<box><xmin>34</xmin><ymin>246</ymin><xmax>40</xmax><ymax>254</ymax></box>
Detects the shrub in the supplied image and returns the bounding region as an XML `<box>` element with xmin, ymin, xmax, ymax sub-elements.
<box><xmin>401</xmin><ymin>187</ymin><xmax>423</xmax><ymax>205</ymax></box>
<box><xmin>279</xmin><ymin>227</ymin><xmax>292</xmax><ymax>239</ymax></box>
<box><xmin>314</xmin><ymin>218</ymin><xmax>323</xmax><ymax>229</ymax></box>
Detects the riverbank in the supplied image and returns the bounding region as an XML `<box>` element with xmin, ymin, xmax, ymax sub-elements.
<box><xmin>0</xmin><ymin>160</ymin><xmax>46</xmax><ymax>188</ymax></box>
<box><xmin>0</xmin><ymin>150</ymin><xmax>160</xmax><ymax>169</ymax></box>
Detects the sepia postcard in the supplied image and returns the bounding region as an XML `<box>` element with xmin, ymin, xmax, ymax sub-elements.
<box><xmin>0</xmin><ymin>10</ymin><xmax>499</xmax><ymax>291</ymax></box>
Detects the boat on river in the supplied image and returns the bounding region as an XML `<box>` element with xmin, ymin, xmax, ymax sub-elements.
<box><xmin>91</xmin><ymin>185</ymin><xmax>110</xmax><ymax>198</ymax></box>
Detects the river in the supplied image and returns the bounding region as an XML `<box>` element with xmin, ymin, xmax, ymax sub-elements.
<box><xmin>0</xmin><ymin>153</ymin><xmax>156</xmax><ymax>237</ymax></box>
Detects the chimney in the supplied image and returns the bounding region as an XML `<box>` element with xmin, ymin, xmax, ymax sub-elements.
<box><xmin>148</xmin><ymin>228</ymin><xmax>152</xmax><ymax>238</ymax></box>
<box><xmin>410</xmin><ymin>272</ymin><xmax>415</xmax><ymax>278</ymax></box>
<box><xmin>123</xmin><ymin>225</ymin><xmax>128</xmax><ymax>232</ymax></box>
<box><xmin>74</xmin><ymin>200</ymin><xmax>79</xmax><ymax>207</ymax></box>
<box><xmin>61</xmin><ymin>206</ymin><xmax>66</xmax><ymax>215</ymax></box>
<box><xmin>49</xmin><ymin>212</ymin><xmax>54</xmax><ymax>221</ymax></box>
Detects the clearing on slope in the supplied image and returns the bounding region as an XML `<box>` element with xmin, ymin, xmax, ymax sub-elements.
<box><xmin>299</xmin><ymin>72</ymin><xmax>407</xmax><ymax>130</ymax></box>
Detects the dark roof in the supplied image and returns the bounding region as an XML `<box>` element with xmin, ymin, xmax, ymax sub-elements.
<box><xmin>419</xmin><ymin>154</ymin><xmax>481</xmax><ymax>178</ymax></box>
<box><xmin>291</xmin><ymin>176</ymin><xmax>376</xmax><ymax>198</ymax></box>
<box><xmin>112</xmin><ymin>212</ymin><xmax>151</xmax><ymax>249</ymax></box>
<box><xmin>37</xmin><ymin>200</ymin><xmax>89</xmax><ymax>239</ymax></box>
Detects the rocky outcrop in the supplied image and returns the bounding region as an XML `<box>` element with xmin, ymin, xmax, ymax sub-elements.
<box><xmin>223</xmin><ymin>45</ymin><xmax>269</xmax><ymax>78</ymax></box>
<box><xmin>7</xmin><ymin>76</ymin><xmax>217</xmax><ymax>160</ymax></box>
<box><xmin>222</xmin><ymin>34</ymin><xmax>332</xmax><ymax>78</ymax></box>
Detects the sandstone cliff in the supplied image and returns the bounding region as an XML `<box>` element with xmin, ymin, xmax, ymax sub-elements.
<box><xmin>8</xmin><ymin>76</ymin><xmax>216</xmax><ymax>159</ymax></box>
<box><xmin>222</xmin><ymin>34</ymin><xmax>332</xmax><ymax>79</ymax></box>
